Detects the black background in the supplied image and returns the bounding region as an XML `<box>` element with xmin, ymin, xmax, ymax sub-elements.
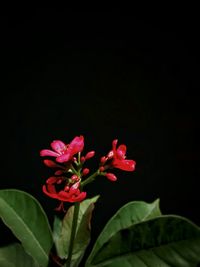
<box><xmin>0</xmin><ymin>7</ymin><xmax>200</xmax><ymax>259</ymax></box>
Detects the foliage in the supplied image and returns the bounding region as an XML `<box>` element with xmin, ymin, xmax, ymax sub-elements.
<box><xmin>0</xmin><ymin>136</ymin><xmax>199</xmax><ymax>266</ymax></box>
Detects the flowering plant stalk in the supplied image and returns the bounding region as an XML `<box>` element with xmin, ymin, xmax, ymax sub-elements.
<box><xmin>0</xmin><ymin>135</ymin><xmax>200</xmax><ymax>267</ymax></box>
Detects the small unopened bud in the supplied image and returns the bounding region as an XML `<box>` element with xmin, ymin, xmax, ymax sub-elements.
<box><xmin>71</xmin><ymin>181</ymin><xmax>80</xmax><ymax>190</ymax></box>
<box><xmin>107</xmin><ymin>150</ymin><xmax>114</xmax><ymax>159</ymax></box>
<box><xmin>105</xmin><ymin>173</ymin><xmax>117</xmax><ymax>182</ymax></box>
<box><xmin>81</xmin><ymin>156</ymin><xmax>85</xmax><ymax>163</ymax></box>
<box><xmin>82</xmin><ymin>168</ymin><xmax>90</xmax><ymax>176</ymax></box>
<box><xmin>46</xmin><ymin>176</ymin><xmax>58</xmax><ymax>184</ymax></box>
<box><xmin>44</xmin><ymin>159</ymin><xmax>58</xmax><ymax>168</ymax></box>
<box><xmin>73</xmin><ymin>157</ymin><xmax>77</xmax><ymax>162</ymax></box>
<box><xmin>85</xmin><ymin>151</ymin><xmax>95</xmax><ymax>160</ymax></box>
<box><xmin>46</xmin><ymin>176</ymin><xmax>63</xmax><ymax>184</ymax></box>
<box><xmin>100</xmin><ymin>156</ymin><xmax>107</xmax><ymax>164</ymax></box>
<box><xmin>71</xmin><ymin>175</ymin><xmax>79</xmax><ymax>181</ymax></box>
<box><xmin>64</xmin><ymin>185</ymin><xmax>70</xmax><ymax>191</ymax></box>
<box><xmin>56</xmin><ymin>178</ymin><xmax>63</xmax><ymax>184</ymax></box>
<box><xmin>55</xmin><ymin>170</ymin><xmax>63</xmax><ymax>175</ymax></box>
<box><xmin>112</xmin><ymin>139</ymin><xmax>118</xmax><ymax>146</ymax></box>
<box><xmin>99</xmin><ymin>166</ymin><xmax>105</xmax><ymax>172</ymax></box>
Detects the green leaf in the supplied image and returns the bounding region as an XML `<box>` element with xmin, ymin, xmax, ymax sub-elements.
<box><xmin>87</xmin><ymin>215</ymin><xmax>200</xmax><ymax>267</ymax></box>
<box><xmin>86</xmin><ymin>199</ymin><xmax>161</xmax><ymax>266</ymax></box>
<box><xmin>0</xmin><ymin>243</ymin><xmax>39</xmax><ymax>267</ymax></box>
<box><xmin>0</xmin><ymin>189</ymin><xmax>53</xmax><ymax>267</ymax></box>
<box><xmin>53</xmin><ymin>195</ymin><xmax>99</xmax><ymax>266</ymax></box>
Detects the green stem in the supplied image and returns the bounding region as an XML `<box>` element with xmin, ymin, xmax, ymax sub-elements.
<box><xmin>70</xmin><ymin>164</ymin><xmax>79</xmax><ymax>175</ymax></box>
<box><xmin>78</xmin><ymin>152</ymin><xmax>81</xmax><ymax>164</ymax></box>
<box><xmin>81</xmin><ymin>170</ymin><xmax>99</xmax><ymax>187</ymax></box>
<box><xmin>66</xmin><ymin>202</ymin><xmax>80</xmax><ymax>267</ymax></box>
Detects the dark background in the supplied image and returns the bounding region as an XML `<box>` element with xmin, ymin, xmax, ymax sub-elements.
<box><xmin>0</xmin><ymin>7</ymin><xmax>199</xmax><ymax>258</ymax></box>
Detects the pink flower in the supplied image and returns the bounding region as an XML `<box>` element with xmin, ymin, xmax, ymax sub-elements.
<box><xmin>40</xmin><ymin>136</ymin><xmax>84</xmax><ymax>163</ymax></box>
<box><xmin>107</xmin><ymin>139</ymin><xmax>136</xmax><ymax>171</ymax></box>
<box><xmin>43</xmin><ymin>181</ymin><xmax>86</xmax><ymax>203</ymax></box>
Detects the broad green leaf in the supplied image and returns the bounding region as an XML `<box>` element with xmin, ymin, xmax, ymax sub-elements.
<box><xmin>87</xmin><ymin>215</ymin><xmax>200</xmax><ymax>267</ymax></box>
<box><xmin>86</xmin><ymin>199</ymin><xmax>161</xmax><ymax>266</ymax></box>
<box><xmin>0</xmin><ymin>243</ymin><xmax>39</xmax><ymax>267</ymax></box>
<box><xmin>53</xmin><ymin>195</ymin><xmax>99</xmax><ymax>267</ymax></box>
<box><xmin>0</xmin><ymin>189</ymin><xmax>53</xmax><ymax>267</ymax></box>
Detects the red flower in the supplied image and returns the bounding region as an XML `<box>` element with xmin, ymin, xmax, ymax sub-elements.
<box><xmin>40</xmin><ymin>136</ymin><xmax>84</xmax><ymax>163</ymax></box>
<box><xmin>43</xmin><ymin>181</ymin><xmax>86</xmax><ymax>203</ymax></box>
<box><xmin>109</xmin><ymin>139</ymin><xmax>136</xmax><ymax>171</ymax></box>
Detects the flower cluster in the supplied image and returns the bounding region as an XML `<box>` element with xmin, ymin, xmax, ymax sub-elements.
<box><xmin>40</xmin><ymin>135</ymin><xmax>136</xmax><ymax>211</ymax></box>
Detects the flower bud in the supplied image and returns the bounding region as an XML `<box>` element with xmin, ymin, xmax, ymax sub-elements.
<box><xmin>64</xmin><ymin>185</ymin><xmax>70</xmax><ymax>191</ymax></box>
<box><xmin>44</xmin><ymin>159</ymin><xmax>58</xmax><ymax>168</ymax></box>
<box><xmin>105</xmin><ymin>173</ymin><xmax>117</xmax><ymax>182</ymax></box>
<box><xmin>100</xmin><ymin>156</ymin><xmax>107</xmax><ymax>164</ymax></box>
<box><xmin>81</xmin><ymin>156</ymin><xmax>85</xmax><ymax>163</ymax></box>
<box><xmin>85</xmin><ymin>151</ymin><xmax>95</xmax><ymax>160</ymax></box>
<box><xmin>107</xmin><ymin>150</ymin><xmax>114</xmax><ymax>159</ymax></box>
<box><xmin>46</xmin><ymin>177</ymin><xmax>59</xmax><ymax>184</ymax></box>
<box><xmin>55</xmin><ymin>170</ymin><xmax>63</xmax><ymax>175</ymax></box>
<box><xmin>46</xmin><ymin>176</ymin><xmax>63</xmax><ymax>184</ymax></box>
<box><xmin>71</xmin><ymin>175</ymin><xmax>79</xmax><ymax>181</ymax></box>
<box><xmin>82</xmin><ymin>168</ymin><xmax>90</xmax><ymax>176</ymax></box>
<box><xmin>112</xmin><ymin>139</ymin><xmax>118</xmax><ymax>146</ymax></box>
<box><xmin>71</xmin><ymin>181</ymin><xmax>80</xmax><ymax>190</ymax></box>
<box><xmin>99</xmin><ymin>166</ymin><xmax>105</xmax><ymax>172</ymax></box>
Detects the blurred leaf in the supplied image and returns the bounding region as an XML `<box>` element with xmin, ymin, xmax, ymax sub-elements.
<box><xmin>86</xmin><ymin>199</ymin><xmax>161</xmax><ymax>266</ymax></box>
<box><xmin>86</xmin><ymin>215</ymin><xmax>200</xmax><ymax>267</ymax></box>
<box><xmin>0</xmin><ymin>243</ymin><xmax>39</xmax><ymax>267</ymax></box>
<box><xmin>53</xmin><ymin>195</ymin><xmax>99</xmax><ymax>267</ymax></box>
<box><xmin>0</xmin><ymin>189</ymin><xmax>53</xmax><ymax>267</ymax></box>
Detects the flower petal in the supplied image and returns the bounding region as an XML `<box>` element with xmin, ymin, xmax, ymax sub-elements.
<box><xmin>43</xmin><ymin>159</ymin><xmax>63</xmax><ymax>168</ymax></box>
<box><xmin>40</xmin><ymin>149</ymin><xmax>60</xmax><ymax>157</ymax></box>
<box><xmin>112</xmin><ymin>159</ymin><xmax>136</xmax><ymax>171</ymax></box>
<box><xmin>58</xmin><ymin>190</ymin><xmax>71</xmax><ymax>200</ymax></box>
<box><xmin>42</xmin><ymin>184</ymin><xmax>58</xmax><ymax>198</ymax></box>
<box><xmin>51</xmin><ymin>140</ymin><xmax>66</xmax><ymax>153</ymax></box>
<box><xmin>69</xmin><ymin>135</ymin><xmax>84</xmax><ymax>154</ymax></box>
<box><xmin>56</xmin><ymin>136</ymin><xmax>84</xmax><ymax>163</ymax></box>
<box><xmin>112</xmin><ymin>139</ymin><xmax>118</xmax><ymax>152</ymax></box>
<box><xmin>46</xmin><ymin>177</ymin><xmax>58</xmax><ymax>184</ymax></box>
<box><xmin>116</xmin><ymin>145</ymin><xmax>127</xmax><ymax>159</ymax></box>
<box><xmin>70</xmin><ymin>181</ymin><xmax>80</xmax><ymax>190</ymax></box>
<box><xmin>56</xmin><ymin>153</ymin><xmax>71</xmax><ymax>163</ymax></box>
<box><xmin>71</xmin><ymin>192</ymin><xmax>87</xmax><ymax>202</ymax></box>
